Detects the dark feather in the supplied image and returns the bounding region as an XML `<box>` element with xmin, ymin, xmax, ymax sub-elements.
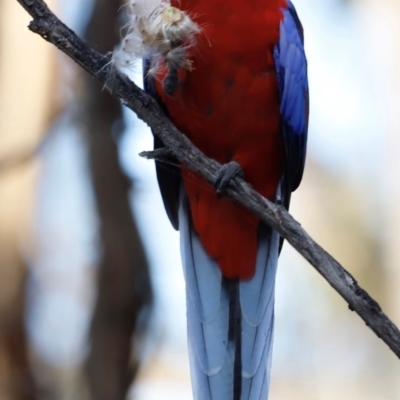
<box><xmin>143</xmin><ymin>59</ymin><xmax>181</xmax><ymax>229</ymax></box>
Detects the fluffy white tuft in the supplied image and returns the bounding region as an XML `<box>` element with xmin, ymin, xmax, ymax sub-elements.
<box><xmin>113</xmin><ymin>0</ymin><xmax>200</xmax><ymax>72</ymax></box>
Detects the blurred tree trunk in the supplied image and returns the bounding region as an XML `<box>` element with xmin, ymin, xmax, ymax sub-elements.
<box><xmin>82</xmin><ymin>1</ymin><xmax>152</xmax><ymax>400</ymax></box>
<box><xmin>0</xmin><ymin>0</ymin><xmax>57</xmax><ymax>399</ymax></box>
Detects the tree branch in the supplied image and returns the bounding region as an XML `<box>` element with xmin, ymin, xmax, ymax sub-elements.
<box><xmin>14</xmin><ymin>0</ymin><xmax>400</xmax><ymax>359</ymax></box>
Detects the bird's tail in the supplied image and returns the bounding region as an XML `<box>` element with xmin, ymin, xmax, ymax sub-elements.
<box><xmin>179</xmin><ymin>190</ymin><xmax>279</xmax><ymax>400</ymax></box>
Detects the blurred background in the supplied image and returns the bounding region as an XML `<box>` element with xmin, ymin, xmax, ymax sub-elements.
<box><xmin>1</xmin><ymin>0</ymin><xmax>400</xmax><ymax>399</ymax></box>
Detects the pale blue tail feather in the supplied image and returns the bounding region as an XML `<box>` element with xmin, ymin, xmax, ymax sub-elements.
<box><xmin>240</xmin><ymin>226</ymin><xmax>279</xmax><ymax>399</ymax></box>
<box><xmin>179</xmin><ymin>189</ymin><xmax>280</xmax><ymax>400</ymax></box>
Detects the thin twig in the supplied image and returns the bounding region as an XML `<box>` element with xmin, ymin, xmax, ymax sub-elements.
<box><xmin>14</xmin><ymin>0</ymin><xmax>400</xmax><ymax>359</ymax></box>
<box><xmin>139</xmin><ymin>148</ymin><xmax>174</xmax><ymax>160</ymax></box>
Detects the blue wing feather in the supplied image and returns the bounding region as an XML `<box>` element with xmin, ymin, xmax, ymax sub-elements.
<box><xmin>274</xmin><ymin>1</ymin><xmax>309</xmax><ymax>192</ymax></box>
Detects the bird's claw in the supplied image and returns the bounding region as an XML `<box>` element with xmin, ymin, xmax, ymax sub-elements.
<box><xmin>214</xmin><ymin>161</ymin><xmax>244</xmax><ymax>198</ymax></box>
<box><xmin>162</xmin><ymin>68</ymin><xmax>179</xmax><ymax>96</ymax></box>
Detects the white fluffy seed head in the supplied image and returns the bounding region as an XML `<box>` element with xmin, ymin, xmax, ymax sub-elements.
<box><xmin>113</xmin><ymin>0</ymin><xmax>200</xmax><ymax>73</ymax></box>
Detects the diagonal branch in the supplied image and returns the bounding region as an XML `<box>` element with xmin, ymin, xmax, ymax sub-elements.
<box><xmin>14</xmin><ymin>0</ymin><xmax>400</xmax><ymax>359</ymax></box>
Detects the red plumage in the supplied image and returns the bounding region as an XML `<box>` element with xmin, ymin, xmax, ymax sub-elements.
<box><xmin>155</xmin><ymin>0</ymin><xmax>287</xmax><ymax>279</ymax></box>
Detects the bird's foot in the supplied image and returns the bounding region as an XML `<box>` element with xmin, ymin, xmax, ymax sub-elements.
<box><xmin>214</xmin><ymin>161</ymin><xmax>244</xmax><ymax>198</ymax></box>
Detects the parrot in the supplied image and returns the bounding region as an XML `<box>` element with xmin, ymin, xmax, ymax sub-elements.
<box><xmin>139</xmin><ymin>0</ymin><xmax>309</xmax><ymax>398</ymax></box>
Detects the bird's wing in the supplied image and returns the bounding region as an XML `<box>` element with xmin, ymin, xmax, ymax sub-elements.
<box><xmin>274</xmin><ymin>2</ymin><xmax>309</xmax><ymax>194</ymax></box>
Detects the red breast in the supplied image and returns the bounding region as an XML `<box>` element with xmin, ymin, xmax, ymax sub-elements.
<box><xmin>156</xmin><ymin>0</ymin><xmax>287</xmax><ymax>279</ymax></box>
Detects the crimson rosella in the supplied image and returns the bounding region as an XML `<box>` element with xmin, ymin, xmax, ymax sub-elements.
<box><xmin>126</xmin><ymin>0</ymin><xmax>309</xmax><ymax>398</ymax></box>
